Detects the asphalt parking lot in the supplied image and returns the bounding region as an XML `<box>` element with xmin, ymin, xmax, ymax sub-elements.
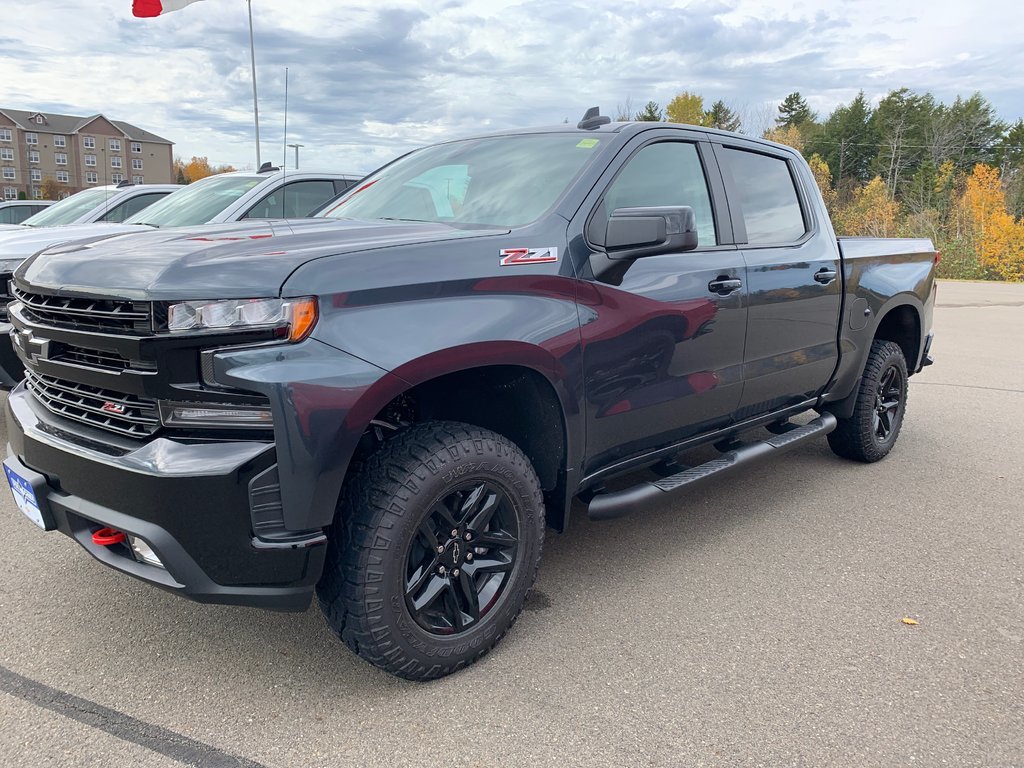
<box><xmin>1</xmin><ymin>279</ymin><xmax>1021</xmax><ymax>767</ymax></box>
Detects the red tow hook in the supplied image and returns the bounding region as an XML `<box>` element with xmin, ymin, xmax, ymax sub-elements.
<box><xmin>92</xmin><ymin>527</ymin><xmax>127</xmax><ymax>546</ymax></box>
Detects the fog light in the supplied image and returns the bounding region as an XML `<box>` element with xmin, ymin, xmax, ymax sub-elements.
<box><xmin>128</xmin><ymin>536</ymin><xmax>165</xmax><ymax>569</ymax></box>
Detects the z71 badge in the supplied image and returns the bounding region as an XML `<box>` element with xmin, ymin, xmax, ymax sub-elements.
<box><xmin>499</xmin><ymin>247</ymin><xmax>559</xmax><ymax>266</ymax></box>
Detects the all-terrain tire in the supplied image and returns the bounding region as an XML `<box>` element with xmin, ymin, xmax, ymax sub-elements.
<box><xmin>828</xmin><ymin>340</ymin><xmax>909</xmax><ymax>463</ymax></box>
<box><xmin>316</xmin><ymin>421</ymin><xmax>544</xmax><ymax>680</ymax></box>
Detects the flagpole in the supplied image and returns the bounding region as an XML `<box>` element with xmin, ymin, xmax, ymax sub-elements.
<box><xmin>247</xmin><ymin>0</ymin><xmax>261</xmax><ymax>168</ymax></box>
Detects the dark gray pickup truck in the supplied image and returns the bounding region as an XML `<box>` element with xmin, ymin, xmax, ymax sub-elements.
<box><xmin>3</xmin><ymin>110</ymin><xmax>936</xmax><ymax>679</ymax></box>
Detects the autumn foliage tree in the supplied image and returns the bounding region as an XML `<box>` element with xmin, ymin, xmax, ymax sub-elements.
<box><xmin>40</xmin><ymin>178</ymin><xmax>62</xmax><ymax>200</ymax></box>
<box><xmin>961</xmin><ymin>164</ymin><xmax>1024</xmax><ymax>281</ymax></box>
<box><xmin>666</xmin><ymin>92</ymin><xmax>706</xmax><ymax>126</ymax></box>
<box><xmin>174</xmin><ymin>155</ymin><xmax>236</xmax><ymax>184</ymax></box>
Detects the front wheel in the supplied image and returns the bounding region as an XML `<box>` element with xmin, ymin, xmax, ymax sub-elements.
<box><xmin>316</xmin><ymin>421</ymin><xmax>544</xmax><ymax>680</ymax></box>
<box><xmin>828</xmin><ymin>339</ymin><xmax>909</xmax><ymax>462</ymax></box>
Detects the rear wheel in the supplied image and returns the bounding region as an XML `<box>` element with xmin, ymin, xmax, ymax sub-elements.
<box><xmin>828</xmin><ymin>340</ymin><xmax>909</xmax><ymax>462</ymax></box>
<box><xmin>316</xmin><ymin>421</ymin><xmax>544</xmax><ymax>680</ymax></box>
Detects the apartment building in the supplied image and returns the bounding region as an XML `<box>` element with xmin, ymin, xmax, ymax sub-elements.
<box><xmin>0</xmin><ymin>108</ymin><xmax>173</xmax><ymax>201</ymax></box>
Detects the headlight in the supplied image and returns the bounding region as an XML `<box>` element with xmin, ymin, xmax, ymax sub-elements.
<box><xmin>167</xmin><ymin>297</ymin><xmax>317</xmax><ymax>342</ymax></box>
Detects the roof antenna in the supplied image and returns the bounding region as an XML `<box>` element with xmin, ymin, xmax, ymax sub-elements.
<box><xmin>578</xmin><ymin>106</ymin><xmax>611</xmax><ymax>130</ymax></box>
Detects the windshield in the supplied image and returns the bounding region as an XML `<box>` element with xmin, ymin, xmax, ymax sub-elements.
<box><xmin>125</xmin><ymin>174</ymin><xmax>262</xmax><ymax>227</ymax></box>
<box><xmin>22</xmin><ymin>188</ymin><xmax>115</xmax><ymax>227</ymax></box>
<box><xmin>321</xmin><ymin>134</ymin><xmax>604</xmax><ymax>228</ymax></box>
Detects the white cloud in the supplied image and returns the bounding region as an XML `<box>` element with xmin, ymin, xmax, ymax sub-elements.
<box><xmin>0</xmin><ymin>0</ymin><xmax>1019</xmax><ymax>174</ymax></box>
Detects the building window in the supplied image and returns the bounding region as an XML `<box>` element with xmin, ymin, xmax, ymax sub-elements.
<box><xmin>132</xmin><ymin>158</ymin><xmax>143</xmax><ymax>170</ymax></box>
<box><xmin>55</xmin><ymin>152</ymin><xmax>68</xmax><ymax>166</ymax></box>
<box><xmin>111</xmin><ymin>173</ymin><xmax>124</xmax><ymax>183</ymax></box>
<box><xmin>2</xmin><ymin>167</ymin><xmax>15</xmax><ymax>180</ymax></box>
<box><xmin>26</xmin><ymin>133</ymin><xmax>38</xmax><ymax>145</ymax></box>
<box><xmin>111</xmin><ymin>156</ymin><xmax>122</xmax><ymax>169</ymax></box>
<box><xmin>54</xmin><ymin>135</ymin><xmax>66</xmax><ymax>148</ymax></box>
<box><xmin>109</xmin><ymin>138</ymin><xmax>121</xmax><ymax>152</ymax></box>
<box><xmin>0</xmin><ymin>128</ymin><xmax>11</xmax><ymax>142</ymax></box>
<box><xmin>131</xmin><ymin>142</ymin><xmax>142</xmax><ymax>153</ymax></box>
<box><xmin>84</xmin><ymin>136</ymin><xmax>95</xmax><ymax>149</ymax></box>
<box><xmin>56</xmin><ymin>170</ymin><xmax>69</xmax><ymax>183</ymax></box>
<box><xmin>35</xmin><ymin>115</ymin><xmax>44</xmax><ymax>124</ymax></box>
<box><xmin>31</xmin><ymin>169</ymin><xmax>41</xmax><ymax>182</ymax></box>
<box><xmin>58</xmin><ymin>191</ymin><xmax>71</xmax><ymax>200</ymax></box>
<box><xmin>85</xmin><ymin>154</ymin><xmax>96</xmax><ymax>167</ymax></box>
<box><xmin>32</xmin><ymin>186</ymin><xmax>42</xmax><ymax>200</ymax></box>
<box><xmin>132</xmin><ymin>175</ymin><xmax>144</xmax><ymax>185</ymax></box>
<box><xmin>0</xmin><ymin>148</ymin><xmax>11</xmax><ymax>161</ymax></box>
<box><xmin>4</xmin><ymin>187</ymin><xmax>17</xmax><ymax>200</ymax></box>
<box><xmin>28</xmin><ymin>150</ymin><xmax>40</xmax><ymax>164</ymax></box>
<box><xmin>86</xmin><ymin>171</ymin><xmax>98</xmax><ymax>184</ymax></box>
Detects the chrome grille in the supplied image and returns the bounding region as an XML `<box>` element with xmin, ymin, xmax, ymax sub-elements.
<box><xmin>11</xmin><ymin>285</ymin><xmax>151</xmax><ymax>333</ymax></box>
<box><xmin>24</xmin><ymin>369</ymin><xmax>160</xmax><ymax>438</ymax></box>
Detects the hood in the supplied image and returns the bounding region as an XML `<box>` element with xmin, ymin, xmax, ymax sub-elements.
<box><xmin>18</xmin><ymin>218</ymin><xmax>501</xmax><ymax>300</ymax></box>
<box><xmin>0</xmin><ymin>222</ymin><xmax>148</xmax><ymax>262</ymax></box>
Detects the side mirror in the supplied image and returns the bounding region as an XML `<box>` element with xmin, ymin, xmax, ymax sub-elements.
<box><xmin>590</xmin><ymin>206</ymin><xmax>698</xmax><ymax>284</ymax></box>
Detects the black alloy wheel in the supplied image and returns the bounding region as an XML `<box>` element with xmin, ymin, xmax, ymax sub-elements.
<box><xmin>405</xmin><ymin>481</ymin><xmax>520</xmax><ymax>635</ymax></box>
<box><xmin>316</xmin><ymin>421</ymin><xmax>544</xmax><ymax>680</ymax></box>
<box><xmin>872</xmin><ymin>365</ymin><xmax>904</xmax><ymax>442</ymax></box>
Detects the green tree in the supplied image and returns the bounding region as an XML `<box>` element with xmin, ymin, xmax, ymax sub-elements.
<box><xmin>705</xmin><ymin>99</ymin><xmax>741</xmax><ymax>132</ymax></box>
<box><xmin>927</xmin><ymin>92</ymin><xmax>1006</xmax><ymax>172</ymax></box>
<box><xmin>635</xmin><ymin>101</ymin><xmax>663</xmax><ymax>122</ymax></box>
<box><xmin>776</xmin><ymin>91</ymin><xmax>816</xmax><ymax>128</ymax></box>
<box><xmin>809</xmin><ymin>91</ymin><xmax>876</xmax><ymax>186</ymax></box>
<box><xmin>869</xmin><ymin>88</ymin><xmax>934</xmax><ymax>196</ymax></box>
<box><xmin>665</xmin><ymin>92</ymin><xmax>706</xmax><ymax>125</ymax></box>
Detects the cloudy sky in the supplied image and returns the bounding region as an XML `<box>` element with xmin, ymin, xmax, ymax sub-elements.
<box><xmin>1</xmin><ymin>0</ymin><xmax>1021</xmax><ymax>174</ymax></box>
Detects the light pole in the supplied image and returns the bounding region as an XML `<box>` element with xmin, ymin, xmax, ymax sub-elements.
<box><xmin>287</xmin><ymin>143</ymin><xmax>304</xmax><ymax>170</ymax></box>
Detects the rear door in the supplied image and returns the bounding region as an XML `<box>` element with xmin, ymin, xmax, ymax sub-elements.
<box><xmin>715</xmin><ymin>142</ymin><xmax>842</xmax><ymax>417</ymax></box>
<box><xmin>574</xmin><ymin>132</ymin><xmax>748</xmax><ymax>474</ymax></box>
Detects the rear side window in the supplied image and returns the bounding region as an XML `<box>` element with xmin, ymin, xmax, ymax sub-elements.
<box><xmin>244</xmin><ymin>180</ymin><xmax>338</xmax><ymax>219</ymax></box>
<box><xmin>603</xmin><ymin>142</ymin><xmax>717</xmax><ymax>247</ymax></box>
<box><xmin>100</xmin><ymin>192</ymin><xmax>169</xmax><ymax>223</ymax></box>
<box><xmin>720</xmin><ymin>148</ymin><xmax>806</xmax><ymax>244</ymax></box>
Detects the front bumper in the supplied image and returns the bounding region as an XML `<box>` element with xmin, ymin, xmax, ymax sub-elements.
<box><xmin>5</xmin><ymin>385</ymin><xmax>326</xmax><ymax>611</ymax></box>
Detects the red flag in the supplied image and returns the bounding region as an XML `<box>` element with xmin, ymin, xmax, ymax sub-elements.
<box><xmin>133</xmin><ymin>0</ymin><xmax>205</xmax><ymax>17</ymax></box>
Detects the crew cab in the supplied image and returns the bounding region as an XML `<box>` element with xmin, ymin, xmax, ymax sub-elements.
<box><xmin>3</xmin><ymin>112</ymin><xmax>936</xmax><ymax>680</ymax></box>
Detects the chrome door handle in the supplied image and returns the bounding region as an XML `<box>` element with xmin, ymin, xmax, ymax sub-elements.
<box><xmin>814</xmin><ymin>268</ymin><xmax>838</xmax><ymax>285</ymax></box>
<box><xmin>708</xmin><ymin>277</ymin><xmax>742</xmax><ymax>295</ymax></box>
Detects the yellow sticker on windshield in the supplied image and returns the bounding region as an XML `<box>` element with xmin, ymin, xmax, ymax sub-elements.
<box><xmin>576</xmin><ymin>139</ymin><xmax>599</xmax><ymax>149</ymax></box>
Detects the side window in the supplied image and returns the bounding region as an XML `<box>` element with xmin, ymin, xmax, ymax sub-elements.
<box><xmin>100</xmin><ymin>193</ymin><xmax>169</xmax><ymax>223</ymax></box>
<box><xmin>243</xmin><ymin>180</ymin><xmax>339</xmax><ymax>219</ymax></box>
<box><xmin>602</xmin><ymin>142</ymin><xmax>717</xmax><ymax>247</ymax></box>
<box><xmin>0</xmin><ymin>208</ymin><xmax>11</xmax><ymax>225</ymax></box>
<box><xmin>720</xmin><ymin>148</ymin><xmax>806</xmax><ymax>244</ymax></box>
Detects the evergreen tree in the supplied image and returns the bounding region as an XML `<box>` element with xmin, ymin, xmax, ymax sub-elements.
<box><xmin>634</xmin><ymin>101</ymin><xmax>664</xmax><ymax>121</ymax></box>
<box><xmin>705</xmin><ymin>100</ymin><xmax>741</xmax><ymax>132</ymax></box>
<box><xmin>809</xmin><ymin>91</ymin><xmax>876</xmax><ymax>185</ymax></box>
<box><xmin>776</xmin><ymin>91</ymin><xmax>816</xmax><ymax>128</ymax></box>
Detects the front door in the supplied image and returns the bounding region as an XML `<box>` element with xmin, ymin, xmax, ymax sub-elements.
<box><xmin>575</xmin><ymin>137</ymin><xmax>748</xmax><ymax>475</ymax></box>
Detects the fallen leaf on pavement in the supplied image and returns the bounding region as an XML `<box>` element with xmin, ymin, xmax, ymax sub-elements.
<box><xmin>901</xmin><ymin>617</ymin><xmax>919</xmax><ymax>626</ymax></box>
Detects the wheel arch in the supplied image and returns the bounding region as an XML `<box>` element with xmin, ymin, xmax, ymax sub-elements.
<box><xmin>345</xmin><ymin>343</ymin><xmax>580</xmax><ymax>532</ymax></box>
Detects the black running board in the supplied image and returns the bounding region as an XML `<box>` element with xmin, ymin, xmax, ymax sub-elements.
<box><xmin>587</xmin><ymin>413</ymin><xmax>837</xmax><ymax>521</ymax></box>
